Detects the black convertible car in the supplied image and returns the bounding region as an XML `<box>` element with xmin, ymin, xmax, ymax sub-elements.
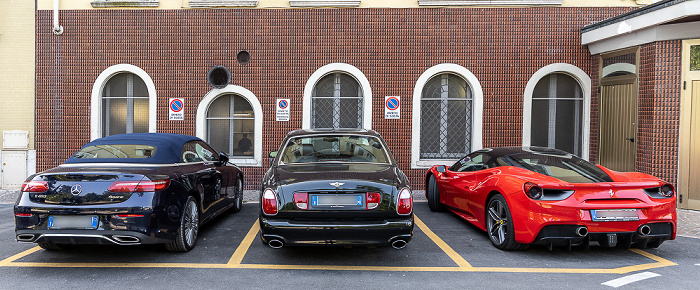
<box><xmin>260</xmin><ymin>129</ymin><xmax>414</xmax><ymax>249</ymax></box>
<box><xmin>15</xmin><ymin>133</ymin><xmax>244</xmax><ymax>252</ymax></box>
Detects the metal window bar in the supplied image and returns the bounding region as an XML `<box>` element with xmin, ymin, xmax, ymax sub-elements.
<box><xmin>311</xmin><ymin>73</ymin><xmax>363</xmax><ymax>130</ymax></box>
<box><xmin>547</xmin><ymin>74</ymin><xmax>557</xmax><ymax>148</ymax></box>
<box><xmin>206</xmin><ymin>95</ymin><xmax>255</xmax><ymax>158</ymax></box>
<box><xmin>420</xmin><ymin>74</ymin><xmax>472</xmax><ymax>159</ymax></box>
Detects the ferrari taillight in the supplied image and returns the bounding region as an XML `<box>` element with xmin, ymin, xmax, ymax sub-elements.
<box><xmin>523</xmin><ymin>182</ymin><xmax>543</xmax><ymax>199</ymax></box>
<box><xmin>366</xmin><ymin>192</ymin><xmax>381</xmax><ymax>210</ymax></box>
<box><xmin>660</xmin><ymin>184</ymin><xmax>674</xmax><ymax>197</ymax></box>
<box><xmin>262</xmin><ymin>189</ymin><xmax>278</xmax><ymax>215</ymax></box>
<box><xmin>397</xmin><ymin>188</ymin><xmax>412</xmax><ymax>215</ymax></box>
<box><xmin>108</xmin><ymin>179</ymin><xmax>170</xmax><ymax>193</ymax></box>
<box><xmin>294</xmin><ymin>192</ymin><xmax>308</xmax><ymax>210</ymax></box>
<box><xmin>20</xmin><ymin>180</ymin><xmax>48</xmax><ymax>193</ymax></box>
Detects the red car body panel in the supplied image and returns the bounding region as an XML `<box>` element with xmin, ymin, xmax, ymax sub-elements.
<box><xmin>426</xmin><ymin>164</ymin><xmax>677</xmax><ymax>244</ymax></box>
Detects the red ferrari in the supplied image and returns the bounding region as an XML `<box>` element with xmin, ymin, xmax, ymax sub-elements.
<box><xmin>425</xmin><ymin>147</ymin><xmax>676</xmax><ymax>251</ymax></box>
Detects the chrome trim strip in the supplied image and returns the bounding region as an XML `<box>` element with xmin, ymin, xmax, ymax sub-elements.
<box><xmin>29</xmin><ymin>234</ymin><xmax>142</xmax><ymax>245</ymax></box>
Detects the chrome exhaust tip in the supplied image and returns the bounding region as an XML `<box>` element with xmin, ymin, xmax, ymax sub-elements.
<box><xmin>391</xmin><ymin>239</ymin><xmax>408</xmax><ymax>249</ymax></box>
<box><xmin>638</xmin><ymin>225</ymin><xmax>651</xmax><ymax>236</ymax></box>
<box><xmin>268</xmin><ymin>239</ymin><xmax>284</xmax><ymax>249</ymax></box>
<box><xmin>112</xmin><ymin>235</ymin><xmax>140</xmax><ymax>244</ymax></box>
<box><xmin>575</xmin><ymin>226</ymin><xmax>588</xmax><ymax>237</ymax></box>
<box><xmin>16</xmin><ymin>234</ymin><xmax>35</xmax><ymax>242</ymax></box>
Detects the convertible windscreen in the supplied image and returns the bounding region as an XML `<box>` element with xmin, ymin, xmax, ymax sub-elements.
<box><xmin>280</xmin><ymin>135</ymin><xmax>390</xmax><ymax>164</ymax></box>
<box><xmin>71</xmin><ymin>144</ymin><xmax>156</xmax><ymax>159</ymax></box>
<box><xmin>508</xmin><ymin>153</ymin><xmax>613</xmax><ymax>183</ymax></box>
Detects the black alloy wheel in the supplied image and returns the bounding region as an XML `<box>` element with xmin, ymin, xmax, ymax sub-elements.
<box><xmin>427</xmin><ymin>174</ymin><xmax>444</xmax><ymax>212</ymax></box>
<box><xmin>166</xmin><ymin>196</ymin><xmax>200</xmax><ymax>252</ymax></box>
<box><xmin>485</xmin><ymin>194</ymin><xmax>528</xmax><ymax>251</ymax></box>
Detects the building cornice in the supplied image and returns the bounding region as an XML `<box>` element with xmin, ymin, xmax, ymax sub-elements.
<box><xmin>289</xmin><ymin>1</ymin><xmax>361</xmax><ymax>7</ymax></box>
<box><xmin>418</xmin><ymin>0</ymin><xmax>563</xmax><ymax>6</ymax></box>
<box><xmin>91</xmin><ymin>0</ymin><xmax>159</xmax><ymax>8</ymax></box>
<box><xmin>189</xmin><ymin>0</ymin><xmax>258</xmax><ymax>7</ymax></box>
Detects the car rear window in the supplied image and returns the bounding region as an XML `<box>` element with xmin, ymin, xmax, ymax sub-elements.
<box><xmin>71</xmin><ymin>145</ymin><xmax>156</xmax><ymax>159</ymax></box>
<box><xmin>279</xmin><ymin>135</ymin><xmax>391</xmax><ymax>164</ymax></box>
<box><xmin>508</xmin><ymin>153</ymin><xmax>613</xmax><ymax>183</ymax></box>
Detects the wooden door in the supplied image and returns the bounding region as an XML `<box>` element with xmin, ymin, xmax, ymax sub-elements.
<box><xmin>598</xmin><ymin>75</ymin><xmax>638</xmax><ymax>172</ymax></box>
<box><xmin>678</xmin><ymin>39</ymin><xmax>700</xmax><ymax>210</ymax></box>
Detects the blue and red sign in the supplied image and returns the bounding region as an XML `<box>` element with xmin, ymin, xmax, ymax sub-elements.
<box><xmin>278</xmin><ymin>99</ymin><xmax>289</xmax><ymax>109</ymax></box>
<box><xmin>384</xmin><ymin>96</ymin><xmax>400</xmax><ymax>119</ymax></box>
<box><xmin>170</xmin><ymin>99</ymin><xmax>183</xmax><ymax>112</ymax></box>
<box><xmin>385</xmin><ymin>97</ymin><xmax>400</xmax><ymax>111</ymax></box>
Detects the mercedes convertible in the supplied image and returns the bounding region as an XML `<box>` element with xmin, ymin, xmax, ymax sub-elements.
<box><xmin>259</xmin><ymin>129</ymin><xmax>414</xmax><ymax>249</ymax></box>
<box><xmin>15</xmin><ymin>133</ymin><xmax>244</xmax><ymax>252</ymax></box>
<box><xmin>425</xmin><ymin>147</ymin><xmax>676</xmax><ymax>250</ymax></box>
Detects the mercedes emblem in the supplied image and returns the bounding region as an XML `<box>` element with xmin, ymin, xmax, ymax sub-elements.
<box><xmin>70</xmin><ymin>184</ymin><xmax>82</xmax><ymax>196</ymax></box>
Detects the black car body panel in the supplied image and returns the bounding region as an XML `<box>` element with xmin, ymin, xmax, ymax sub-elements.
<box><xmin>259</xmin><ymin>129</ymin><xmax>414</xmax><ymax>247</ymax></box>
<box><xmin>15</xmin><ymin>133</ymin><xmax>243</xmax><ymax>248</ymax></box>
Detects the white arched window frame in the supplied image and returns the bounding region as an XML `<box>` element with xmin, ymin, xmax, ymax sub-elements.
<box><xmin>90</xmin><ymin>64</ymin><xmax>157</xmax><ymax>140</ymax></box>
<box><xmin>302</xmin><ymin>63</ymin><xmax>373</xmax><ymax>129</ymax></box>
<box><xmin>196</xmin><ymin>85</ymin><xmax>263</xmax><ymax>167</ymax></box>
<box><xmin>522</xmin><ymin>63</ymin><xmax>591</xmax><ymax>160</ymax></box>
<box><xmin>411</xmin><ymin>63</ymin><xmax>484</xmax><ymax>169</ymax></box>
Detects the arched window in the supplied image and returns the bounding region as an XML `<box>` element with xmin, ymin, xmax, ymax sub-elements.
<box><xmin>311</xmin><ymin>73</ymin><xmax>363</xmax><ymax>129</ymax></box>
<box><xmin>101</xmin><ymin>73</ymin><xmax>149</xmax><ymax>136</ymax></box>
<box><xmin>205</xmin><ymin>94</ymin><xmax>254</xmax><ymax>157</ymax></box>
<box><xmin>523</xmin><ymin>63</ymin><xmax>591</xmax><ymax>159</ymax></box>
<box><xmin>302</xmin><ymin>63</ymin><xmax>372</xmax><ymax>130</ymax></box>
<box><xmin>420</xmin><ymin>74</ymin><xmax>472</xmax><ymax>159</ymax></box>
<box><xmin>411</xmin><ymin>63</ymin><xmax>484</xmax><ymax>168</ymax></box>
<box><xmin>196</xmin><ymin>85</ymin><xmax>263</xmax><ymax>166</ymax></box>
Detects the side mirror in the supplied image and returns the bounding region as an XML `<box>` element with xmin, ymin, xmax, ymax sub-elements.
<box><xmin>218</xmin><ymin>152</ymin><xmax>229</xmax><ymax>164</ymax></box>
<box><xmin>269</xmin><ymin>151</ymin><xmax>278</xmax><ymax>158</ymax></box>
<box><xmin>436</xmin><ymin>165</ymin><xmax>446</xmax><ymax>173</ymax></box>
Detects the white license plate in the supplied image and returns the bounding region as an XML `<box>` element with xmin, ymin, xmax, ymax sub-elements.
<box><xmin>591</xmin><ymin>209</ymin><xmax>639</xmax><ymax>221</ymax></box>
<box><xmin>48</xmin><ymin>215</ymin><xmax>99</xmax><ymax>229</ymax></box>
<box><xmin>312</xmin><ymin>195</ymin><xmax>362</xmax><ymax>207</ymax></box>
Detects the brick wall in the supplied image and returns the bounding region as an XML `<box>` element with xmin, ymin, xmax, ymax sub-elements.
<box><xmin>36</xmin><ymin>7</ymin><xmax>633</xmax><ymax>190</ymax></box>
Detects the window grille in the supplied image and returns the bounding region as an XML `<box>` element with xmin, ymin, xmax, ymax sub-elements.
<box><xmin>530</xmin><ymin>73</ymin><xmax>583</xmax><ymax>156</ymax></box>
<box><xmin>101</xmin><ymin>73</ymin><xmax>149</xmax><ymax>137</ymax></box>
<box><xmin>420</xmin><ymin>74</ymin><xmax>472</xmax><ymax>159</ymax></box>
<box><xmin>206</xmin><ymin>94</ymin><xmax>255</xmax><ymax>157</ymax></box>
<box><xmin>311</xmin><ymin>73</ymin><xmax>363</xmax><ymax>129</ymax></box>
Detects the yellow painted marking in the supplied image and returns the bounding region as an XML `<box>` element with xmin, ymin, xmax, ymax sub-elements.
<box><xmin>414</xmin><ymin>215</ymin><xmax>472</xmax><ymax>269</ymax></box>
<box><xmin>227</xmin><ymin>220</ymin><xmax>260</xmax><ymax>265</ymax></box>
<box><xmin>0</xmin><ymin>217</ymin><xmax>679</xmax><ymax>274</ymax></box>
<box><xmin>0</xmin><ymin>246</ymin><xmax>41</xmax><ymax>266</ymax></box>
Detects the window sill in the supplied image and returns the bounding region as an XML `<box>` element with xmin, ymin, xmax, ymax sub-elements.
<box><xmin>289</xmin><ymin>0</ymin><xmax>361</xmax><ymax>8</ymax></box>
<box><xmin>189</xmin><ymin>0</ymin><xmax>258</xmax><ymax>7</ymax></box>
<box><xmin>230</xmin><ymin>157</ymin><xmax>261</xmax><ymax>167</ymax></box>
<box><xmin>91</xmin><ymin>0</ymin><xmax>159</xmax><ymax>8</ymax></box>
<box><xmin>414</xmin><ymin>159</ymin><xmax>457</xmax><ymax>169</ymax></box>
<box><xmin>418</xmin><ymin>0</ymin><xmax>563</xmax><ymax>6</ymax></box>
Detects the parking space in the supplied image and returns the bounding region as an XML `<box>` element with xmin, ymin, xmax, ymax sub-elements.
<box><xmin>0</xmin><ymin>203</ymin><xmax>680</xmax><ymax>274</ymax></box>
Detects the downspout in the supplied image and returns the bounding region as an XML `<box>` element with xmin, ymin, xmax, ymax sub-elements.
<box><xmin>53</xmin><ymin>0</ymin><xmax>63</xmax><ymax>35</ymax></box>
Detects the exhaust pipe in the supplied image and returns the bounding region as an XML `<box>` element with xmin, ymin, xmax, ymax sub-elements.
<box><xmin>16</xmin><ymin>234</ymin><xmax>35</xmax><ymax>242</ymax></box>
<box><xmin>268</xmin><ymin>239</ymin><xmax>284</xmax><ymax>249</ymax></box>
<box><xmin>112</xmin><ymin>235</ymin><xmax>140</xmax><ymax>244</ymax></box>
<box><xmin>638</xmin><ymin>225</ymin><xmax>651</xmax><ymax>236</ymax></box>
<box><xmin>575</xmin><ymin>226</ymin><xmax>588</xmax><ymax>237</ymax></box>
<box><xmin>391</xmin><ymin>239</ymin><xmax>407</xmax><ymax>249</ymax></box>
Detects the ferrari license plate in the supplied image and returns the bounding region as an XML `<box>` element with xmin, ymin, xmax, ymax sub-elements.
<box><xmin>48</xmin><ymin>215</ymin><xmax>99</xmax><ymax>229</ymax></box>
<box><xmin>312</xmin><ymin>195</ymin><xmax>362</xmax><ymax>207</ymax></box>
<box><xmin>591</xmin><ymin>209</ymin><xmax>639</xmax><ymax>221</ymax></box>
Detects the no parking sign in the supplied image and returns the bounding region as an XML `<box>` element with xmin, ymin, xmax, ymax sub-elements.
<box><xmin>384</xmin><ymin>96</ymin><xmax>400</xmax><ymax>119</ymax></box>
<box><xmin>276</xmin><ymin>99</ymin><xmax>290</xmax><ymax>121</ymax></box>
<box><xmin>169</xmin><ymin>98</ymin><xmax>184</xmax><ymax>121</ymax></box>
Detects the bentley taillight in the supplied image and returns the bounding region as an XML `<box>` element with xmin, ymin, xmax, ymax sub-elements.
<box><xmin>262</xmin><ymin>189</ymin><xmax>278</xmax><ymax>215</ymax></box>
<box><xmin>20</xmin><ymin>180</ymin><xmax>48</xmax><ymax>193</ymax></box>
<box><xmin>397</xmin><ymin>188</ymin><xmax>412</xmax><ymax>215</ymax></box>
<box><xmin>108</xmin><ymin>179</ymin><xmax>170</xmax><ymax>193</ymax></box>
<box><xmin>366</xmin><ymin>192</ymin><xmax>381</xmax><ymax>209</ymax></box>
<box><xmin>294</xmin><ymin>192</ymin><xmax>308</xmax><ymax>210</ymax></box>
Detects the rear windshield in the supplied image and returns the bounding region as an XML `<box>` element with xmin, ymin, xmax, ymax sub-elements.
<box><xmin>279</xmin><ymin>135</ymin><xmax>391</xmax><ymax>165</ymax></box>
<box><xmin>508</xmin><ymin>153</ymin><xmax>613</xmax><ymax>183</ymax></box>
<box><xmin>71</xmin><ymin>145</ymin><xmax>156</xmax><ymax>159</ymax></box>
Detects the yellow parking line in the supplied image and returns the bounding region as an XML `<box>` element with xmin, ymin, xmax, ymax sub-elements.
<box><xmin>414</xmin><ymin>215</ymin><xmax>473</xmax><ymax>269</ymax></box>
<box><xmin>0</xmin><ymin>246</ymin><xmax>41</xmax><ymax>266</ymax></box>
<box><xmin>227</xmin><ymin>220</ymin><xmax>260</xmax><ymax>265</ymax></box>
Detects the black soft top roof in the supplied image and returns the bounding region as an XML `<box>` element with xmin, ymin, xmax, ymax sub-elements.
<box><xmin>64</xmin><ymin>133</ymin><xmax>202</xmax><ymax>164</ymax></box>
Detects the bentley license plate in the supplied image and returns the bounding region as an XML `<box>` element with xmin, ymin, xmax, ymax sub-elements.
<box><xmin>312</xmin><ymin>195</ymin><xmax>362</xmax><ymax>207</ymax></box>
<box><xmin>48</xmin><ymin>215</ymin><xmax>99</xmax><ymax>229</ymax></box>
<box><xmin>591</xmin><ymin>209</ymin><xmax>639</xmax><ymax>221</ymax></box>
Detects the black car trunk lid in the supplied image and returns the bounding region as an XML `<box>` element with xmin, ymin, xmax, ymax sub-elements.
<box><xmin>30</xmin><ymin>173</ymin><xmax>144</xmax><ymax>205</ymax></box>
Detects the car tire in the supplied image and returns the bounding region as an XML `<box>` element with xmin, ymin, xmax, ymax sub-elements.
<box><xmin>229</xmin><ymin>177</ymin><xmax>243</xmax><ymax>213</ymax></box>
<box><xmin>426</xmin><ymin>174</ymin><xmax>444</xmax><ymax>212</ymax></box>
<box><xmin>485</xmin><ymin>194</ymin><xmax>528</xmax><ymax>251</ymax></box>
<box><xmin>165</xmin><ymin>196</ymin><xmax>200</xmax><ymax>252</ymax></box>
<box><xmin>37</xmin><ymin>242</ymin><xmax>67</xmax><ymax>251</ymax></box>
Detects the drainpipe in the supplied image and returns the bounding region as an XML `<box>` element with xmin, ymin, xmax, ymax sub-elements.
<box><xmin>53</xmin><ymin>0</ymin><xmax>63</xmax><ymax>35</ymax></box>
